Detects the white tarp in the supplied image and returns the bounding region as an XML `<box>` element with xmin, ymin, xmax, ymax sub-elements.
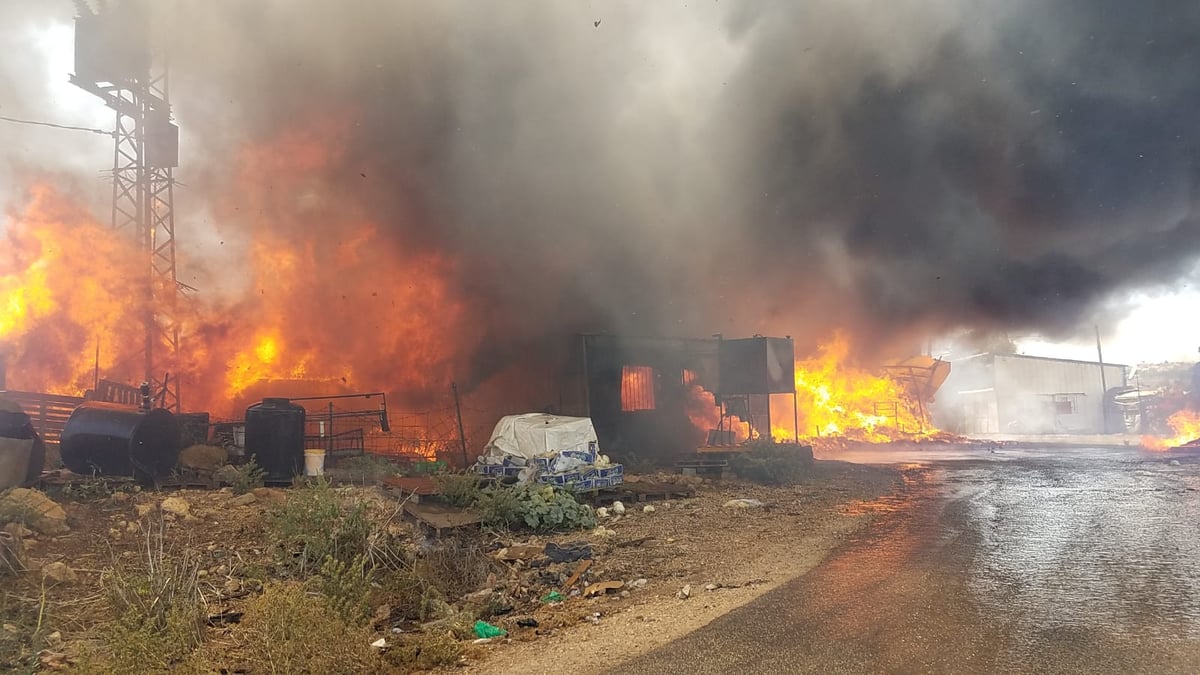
<box><xmin>483</xmin><ymin>413</ymin><xmax>598</xmax><ymax>461</ymax></box>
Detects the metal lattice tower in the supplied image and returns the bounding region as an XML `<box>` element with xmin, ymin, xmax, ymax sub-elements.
<box><xmin>71</xmin><ymin>0</ymin><xmax>181</xmax><ymax>411</ymax></box>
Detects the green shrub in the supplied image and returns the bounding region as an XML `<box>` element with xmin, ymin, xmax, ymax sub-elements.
<box><xmin>231</xmin><ymin>458</ymin><xmax>266</xmax><ymax>495</ymax></box>
<box><xmin>267</xmin><ymin>479</ymin><xmax>371</xmax><ymax>576</ymax></box>
<box><xmin>433</xmin><ymin>473</ymin><xmax>482</xmax><ymax>508</ymax></box>
<box><xmin>313</xmin><ymin>555</ymin><xmax>370</xmax><ymax>626</ymax></box>
<box><xmin>477</xmin><ymin>485</ymin><xmax>595</xmax><ymax>532</ymax></box>
<box><xmin>730</xmin><ymin>440</ymin><xmax>814</xmax><ymax>485</ymax></box>
<box><xmin>335</xmin><ymin>454</ymin><xmax>401</xmax><ymax>484</ymax></box>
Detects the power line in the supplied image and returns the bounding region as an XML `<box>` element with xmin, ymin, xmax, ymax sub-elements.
<box><xmin>0</xmin><ymin>114</ymin><xmax>112</xmax><ymax>137</ymax></box>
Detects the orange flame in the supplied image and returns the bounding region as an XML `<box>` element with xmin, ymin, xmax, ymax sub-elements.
<box><xmin>772</xmin><ymin>333</ymin><xmax>933</xmax><ymax>443</ymax></box>
<box><xmin>1</xmin><ymin>184</ymin><xmax>146</xmax><ymax>394</ymax></box>
<box><xmin>1142</xmin><ymin>409</ymin><xmax>1200</xmax><ymax>451</ymax></box>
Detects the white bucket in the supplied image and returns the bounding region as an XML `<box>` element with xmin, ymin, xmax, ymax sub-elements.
<box><xmin>304</xmin><ymin>448</ymin><xmax>326</xmax><ymax>476</ymax></box>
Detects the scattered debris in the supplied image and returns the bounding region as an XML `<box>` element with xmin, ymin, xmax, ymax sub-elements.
<box><xmin>540</xmin><ymin>591</ymin><xmax>565</xmax><ymax>604</ymax></box>
<box><xmin>584</xmin><ymin>580</ymin><xmax>624</xmax><ymax>597</ymax></box>
<box><xmin>723</xmin><ymin>498</ymin><xmax>765</xmax><ymax>509</ymax></box>
<box><xmin>474</xmin><ymin>620</ymin><xmax>507</xmax><ymax>639</ymax></box>
<box><xmin>517</xmin><ymin>617</ymin><xmax>539</xmax><ymax>628</ymax></box>
<box><xmin>496</xmin><ymin>543</ymin><xmax>543</xmax><ymax>561</ymax></box>
<box><xmin>562</xmin><ymin>559</ymin><xmax>593</xmax><ymax>589</ymax></box>
<box><xmin>615</xmin><ymin>535</ymin><xmax>653</xmax><ymax>548</ymax></box>
<box><xmin>545</xmin><ymin>541</ymin><xmax>591</xmax><ymax>563</ymax></box>
<box><xmin>591</xmin><ymin>526</ymin><xmax>616</xmax><ymax>538</ymax></box>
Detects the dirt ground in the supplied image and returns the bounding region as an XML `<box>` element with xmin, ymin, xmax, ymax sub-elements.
<box><xmin>0</xmin><ymin>460</ymin><xmax>899</xmax><ymax>672</ymax></box>
<box><xmin>466</xmin><ymin>461</ymin><xmax>900</xmax><ymax>674</ymax></box>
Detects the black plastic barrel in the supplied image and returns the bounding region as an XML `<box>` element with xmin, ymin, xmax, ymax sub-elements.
<box><xmin>60</xmin><ymin>403</ymin><xmax>182</xmax><ymax>482</ymax></box>
<box><xmin>245</xmin><ymin>398</ymin><xmax>306</xmax><ymax>481</ymax></box>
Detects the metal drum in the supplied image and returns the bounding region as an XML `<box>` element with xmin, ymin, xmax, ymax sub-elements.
<box><xmin>60</xmin><ymin>403</ymin><xmax>181</xmax><ymax>482</ymax></box>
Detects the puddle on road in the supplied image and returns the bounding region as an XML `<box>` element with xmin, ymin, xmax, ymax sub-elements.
<box><xmin>960</xmin><ymin>454</ymin><xmax>1200</xmax><ymax>640</ymax></box>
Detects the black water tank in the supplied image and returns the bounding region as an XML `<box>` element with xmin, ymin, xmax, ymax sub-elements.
<box><xmin>245</xmin><ymin>398</ymin><xmax>306</xmax><ymax>481</ymax></box>
<box><xmin>60</xmin><ymin>403</ymin><xmax>181</xmax><ymax>482</ymax></box>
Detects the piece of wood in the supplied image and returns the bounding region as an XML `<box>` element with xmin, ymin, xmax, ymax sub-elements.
<box><xmin>402</xmin><ymin>502</ymin><xmax>483</xmax><ymax>534</ymax></box>
<box><xmin>561</xmin><ymin>559</ymin><xmax>592</xmax><ymax>589</ymax></box>
<box><xmin>583</xmin><ymin>580</ymin><xmax>624</xmax><ymax>597</ymax></box>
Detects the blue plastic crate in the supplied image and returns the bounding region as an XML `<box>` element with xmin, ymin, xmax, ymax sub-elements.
<box><xmin>476</xmin><ymin>463</ymin><xmax>505</xmax><ymax>476</ymax></box>
<box><xmin>595</xmin><ymin>464</ymin><xmax>623</xmax><ymax>479</ymax></box>
<box><xmin>537</xmin><ymin>471</ymin><xmax>583</xmax><ymax>486</ymax></box>
<box><xmin>559</xmin><ymin>448</ymin><xmax>597</xmax><ymax>465</ymax></box>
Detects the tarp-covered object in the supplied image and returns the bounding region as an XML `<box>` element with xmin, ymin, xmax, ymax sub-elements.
<box><xmin>483</xmin><ymin>414</ymin><xmax>599</xmax><ymax>461</ymax></box>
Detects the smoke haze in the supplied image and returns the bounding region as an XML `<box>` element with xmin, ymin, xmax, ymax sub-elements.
<box><xmin>2</xmin><ymin>0</ymin><xmax>1199</xmax><ymax>402</ymax></box>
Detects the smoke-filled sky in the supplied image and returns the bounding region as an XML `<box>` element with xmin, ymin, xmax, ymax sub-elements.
<box><xmin>2</xmin><ymin>0</ymin><xmax>1199</xmax><ymax>375</ymax></box>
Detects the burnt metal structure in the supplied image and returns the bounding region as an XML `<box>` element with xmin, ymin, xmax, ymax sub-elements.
<box><xmin>716</xmin><ymin>336</ymin><xmax>798</xmax><ymax>441</ymax></box>
<box><xmin>60</xmin><ymin>402</ymin><xmax>182</xmax><ymax>482</ymax></box>
<box><xmin>70</xmin><ymin>0</ymin><xmax>182</xmax><ymax>411</ymax></box>
<box><xmin>574</xmin><ymin>334</ymin><xmax>799</xmax><ymax>460</ymax></box>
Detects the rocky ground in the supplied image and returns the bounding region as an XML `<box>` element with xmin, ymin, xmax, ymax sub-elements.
<box><xmin>0</xmin><ymin>460</ymin><xmax>899</xmax><ymax>673</ymax></box>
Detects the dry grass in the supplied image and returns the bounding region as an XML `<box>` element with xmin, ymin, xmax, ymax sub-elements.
<box><xmin>95</xmin><ymin>515</ymin><xmax>206</xmax><ymax>671</ymax></box>
<box><xmin>218</xmin><ymin>582</ymin><xmax>383</xmax><ymax>674</ymax></box>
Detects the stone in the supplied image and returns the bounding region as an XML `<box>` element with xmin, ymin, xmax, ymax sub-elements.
<box><xmin>0</xmin><ymin>488</ymin><xmax>69</xmax><ymax>535</ymax></box>
<box><xmin>611</xmin><ymin>501</ymin><xmax>626</xmax><ymax>515</ymax></box>
<box><xmin>676</xmin><ymin>584</ymin><xmax>691</xmax><ymax>600</ymax></box>
<box><xmin>629</xmin><ymin>578</ymin><xmax>648</xmax><ymax>588</ymax></box>
<box><xmin>704</xmin><ymin>583</ymin><xmax>721</xmax><ymax>591</ymax></box>
<box><xmin>642</xmin><ymin>505</ymin><xmax>656</xmax><ymax>514</ymax></box>
<box><xmin>45</xmin><ymin>630</ymin><xmax>62</xmax><ymax>646</ymax></box>
<box><xmin>213</xmin><ymin>465</ymin><xmax>242</xmax><ymax>486</ymax></box>
<box><xmin>723</xmin><ymin>498</ymin><xmax>765</xmax><ymax>510</ymax></box>
<box><xmin>160</xmin><ymin>497</ymin><xmax>190</xmax><ymax>517</ymax></box>
<box><xmin>135</xmin><ymin>503</ymin><xmax>155</xmax><ymax>518</ymax></box>
<box><xmin>41</xmin><ymin>561</ymin><xmax>78</xmax><ymax>584</ymax></box>
<box><xmin>596</xmin><ymin>507</ymin><xmax>609</xmax><ymax>518</ymax></box>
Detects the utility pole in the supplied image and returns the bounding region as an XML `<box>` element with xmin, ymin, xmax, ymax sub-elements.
<box><xmin>70</xmin><ymin>0</ymin><xmax>182</xmax><ymax>411</ymax></box>
<box><xmin>1096</xmin><ymin>325</ymin><xmax>1109</xmax><ymax>433</ymax></box>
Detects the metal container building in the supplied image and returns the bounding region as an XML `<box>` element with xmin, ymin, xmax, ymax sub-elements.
<box><xmin>934</xmin><ymin>353</ymin><xmax>1128</xmax><ymax>435</ymax></box>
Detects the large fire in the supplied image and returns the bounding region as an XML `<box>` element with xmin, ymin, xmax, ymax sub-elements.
<box><xmin>1142</xmin><ymin>409</ymin><xmax>1200</xmax><ymax>451</ymax></box>
<box><xmin>1</xmin><ymin>125</ymin><xmax>478</xmax><ymax>423</ymax></box>
<box><xmin>770</xmin><ymin>334</ymin><xmax>934</xmax><ymax>443</ymax></box>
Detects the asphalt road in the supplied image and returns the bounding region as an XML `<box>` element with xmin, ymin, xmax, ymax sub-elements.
<box><xmin>610</xmin><ymin>448</ymin><xmax>1200</xmax><ymax>674</ymax></box>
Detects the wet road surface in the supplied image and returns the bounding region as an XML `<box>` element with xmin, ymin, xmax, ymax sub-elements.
<box><xmin>611</xmin><ymin>448</ymin><xmax>1200</xmax><ymax>674</ymax></box>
